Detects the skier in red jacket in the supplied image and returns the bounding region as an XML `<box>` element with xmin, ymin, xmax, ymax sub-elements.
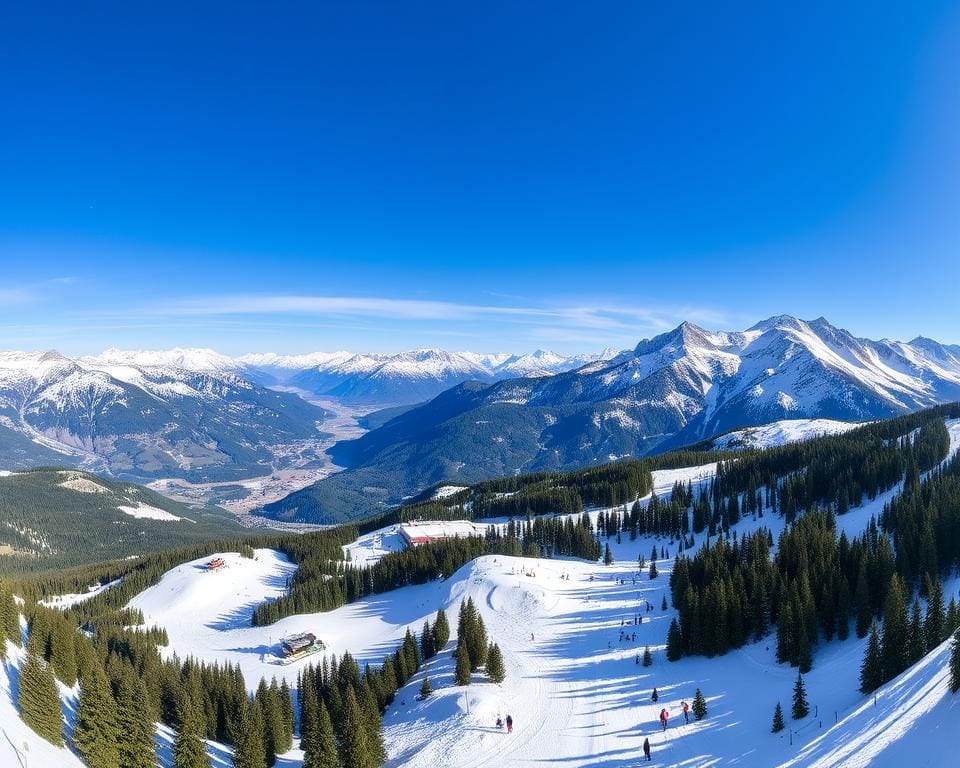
<box><xmin>660</xmin><ymin>708</ymin><xmax>669</xmax><ymax>731</ymax></box>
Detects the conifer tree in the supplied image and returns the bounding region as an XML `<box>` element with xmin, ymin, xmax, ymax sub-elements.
<box><xmin>339</xmin><ymin>686</ymin><xmax>372</xmax><ymax>768</ymax></box>
<box><xmin>604</xmin><ymin>543</ymin><xmax>613</xmax><ymax>565</ymax></box>
<box><xmin>486</xmin><ymin>643</ymin><xmax>506</xmax><ymax>683</ymax></box>
<box><xmin>860</xmin><ymin>622</ymin><xmax>884</xmax><ymax>694</ymax></box>
<box><xmin>950</xmin><ymin>630</ymin><xmax>960</xmax><ymax>694</ymax></box>
<box><xmin>74</xmin><ymin>663</ymin><xmax>121</xmax><ymax>768</ymax></box>
<box><xmin>432</xmin><ymin>608</ymin><xmax>450</xmax><ymax>651</ymax></box>
<box><xmin>232</xmin><ymin>699</ymin><xmax>267</xmax><ymax>768</ymax></box>
<box><xmin>771</xmin><ymin>702</ymin><xmax>785</xmax><ymax>733</ymax></box>
<box><xmin>18</xmin><ymin>653</ymin><xmax>63</xmax><ymax>747</ymax></box>
<box><xmin>791</xmin><ymin>672</ymin><xmax>809</xmax><ymax>720</ymax></box>
<box><xmin>0</xmin><ymin>581</ymin><xmax>20</xmax><ymax>652</ymax></box>
<box><xmin>925</xmin><ymin>575</ymin><xmax>945</xmax><ymax>651</ymax></box>
<box><xmin>908</xmin><ymin>598</ymin><xmax>925</xmax><ymax>664</ymax></box>
<box><xmin>420</xmin><ymin>675</ymin><xmax>433</xmax><ymax>698</ymax></box>
<box><xmin>304</xmin><ymin>700</ymin><xmax>340</xmax><ymax>768</ymax></box>
<box><xmin>49</xmin><ymin>617</ymin><xmax>77</xmax><ymax>687</ymax></box>
<box><xmin>649</xmin><ymin>559</ymin><xmax>658</xmax><ymax>580</ymax></box>
<box><xmin>115</xmin><ymin>672</ymin><xmax>156</xmax><ymax>768</ymax></box>
<box><xmin>692</xmin><ymin>688</ymin><xmax>707</xmax><ymax>720</ymax></box>
<box><xmin>854</xmin><ymin>563</ymin><xmax>872</xmax><ymax>638</ymax></box>
<box><xmin>360</xmin><ymin>678</ymin><xmax>386</xmax><ymax>766</ymax></box>
<box><xmin>420</xmin><ymin>620</ymin><xmax>435</xmax><ymax>660</ymax></box>
<box><xmin>455</xmin><ymin>644</ymin><xmax>472</xmax><ymax>686</ymax></box>
<box><xmin>666</xmin><ymin>619</ymin><xmax>683</xmax><ymax>662</ymax></box>
<box><xmin>173</xmin><ymin>695</ymin><xmax>211</xmax><ymax>768</ymax></box>
<box><xmin>643</xmin><ymin>646</ymin><xmax>652</xmax><ymax>666</ymax></box>
<box><xmin>881</xmin><ymin>574</ymin><xmax>910</xmax><ymax>683</ymax></box>
<box><xmin>661</xmin><ymin>595</ymin><xmax>668</xmax><ymax>611</ymax></box>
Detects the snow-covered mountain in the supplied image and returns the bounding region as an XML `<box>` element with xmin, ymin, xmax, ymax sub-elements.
<box><xmin>267</xmin><ymin>315</ymin><xmax>960</xmax><ymax>521</ymax></box>
<box><xmin>0</xmin><ymin>349</ymin><xmax>328</xmax><ymax>482</ymax></box>
<box><xmin>286</xmin><ymin>347</ymin><xmax>619</xmax><ymax>405</ymax></box>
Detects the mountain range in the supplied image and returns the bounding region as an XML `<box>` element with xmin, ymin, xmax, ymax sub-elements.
<box><xmin>262</xmin><ymin>315</ymin><xmax>960</xmax><ymax>522</ymax></box>
<box><xmin>0</xmin><ymin>349</ymin><xmax>328</xmax><ymax>483</ymax></box>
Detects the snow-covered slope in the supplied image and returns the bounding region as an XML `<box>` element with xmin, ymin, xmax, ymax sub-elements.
<box><xmin>1</xmin><ymin>637</ymin><xmax>84</xmax><ymax>768</ymax></box>
<box><xmin>710</xmin><ymin>418</ymin><xmax>861</xmax><ymax>450</ymax></box>
<box><xmin>123</xmin><ymin>427</ymin><xmax>960</xmax><ymax>767</ymax></box>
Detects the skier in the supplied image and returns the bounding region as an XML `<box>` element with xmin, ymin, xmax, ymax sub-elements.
<box><xmin>643</xmin><ymin>737</ymin><xmax>651</xmax><ymax>761</ymax></box>
<box><xmin>660</xmin><ymin>708</ymin><xmax>669</xmax><ymax>732</ymax></box>
<box><xmin>496</xmin><ymin>716</ymin><xmax>503</xmax><ymax>730</ymax></box>
<box><xmin>506</xmin><ymin>714</ymin><xmax>513</xmax><ymax>734</ymax></box>
<box><xmin>682</xmin><ymin>700</ymin><xmax>690</xmax><ymax>724</ymax></box>
<box><xmin>651</xmin><ymin>687</ymin><xmax>659</xmax><ymax>703</ymax></box>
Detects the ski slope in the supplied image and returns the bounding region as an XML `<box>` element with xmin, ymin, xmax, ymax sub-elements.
<box><xmin>114</xmin><ymin>420</ymin><xmax>960</xmax><ymax>767</ymax></box>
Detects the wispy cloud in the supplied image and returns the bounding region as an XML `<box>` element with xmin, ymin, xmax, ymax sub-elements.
<box><xmin>101</xmin><ymin>293</ymin><xmax>735</xmax><ymax>339</ymax></box>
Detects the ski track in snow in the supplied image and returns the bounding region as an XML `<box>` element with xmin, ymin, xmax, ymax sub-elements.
<box><xmin>93</xmin><ymin>418</ymin><xmax>960</xmax><ymax>768</ymax></box>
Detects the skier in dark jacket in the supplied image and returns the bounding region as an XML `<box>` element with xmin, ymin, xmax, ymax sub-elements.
<box><xmin>506</xmin><ymin>714</ymin><xmax>513</xmax><ymax>734</ymax></box>
<box><xmin>643</xmin><ymin>737</ymin><xmax>651</xmax><ymax>761</ymax></box>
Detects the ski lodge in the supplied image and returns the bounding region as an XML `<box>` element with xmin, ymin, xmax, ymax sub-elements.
<box><xmin>398</xmin><ymin>520</ymin><xmax>488</xmax><ymax>547</ymax></box>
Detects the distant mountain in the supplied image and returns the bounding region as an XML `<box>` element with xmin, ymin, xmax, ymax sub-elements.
<box><xmin>0</xmin><ymin>350</ymin><xmax>329</xmax><ymax>483</ymax></box>
<box><xmin>0</xmin><ymin>468</ymin><xmax>248</xmax><ymax>572</ymax></box>
<box><xmin>261</xmin><ymin>315</ymin><xmax>960</xmax><ymax>522</ymax></box>
<box><xmin>286</xmin><ymin>347</ymin><xmax>620</xmax><ymax>405</ymax></box>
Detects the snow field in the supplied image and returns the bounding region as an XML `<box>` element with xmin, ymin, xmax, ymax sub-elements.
<box><xmin>111</xmin><ymin>418</ymin><xmax>960</xmax><ymax>766</ymax></box>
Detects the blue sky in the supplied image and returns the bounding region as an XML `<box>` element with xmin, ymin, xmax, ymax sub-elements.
<box><xmin>1</xmin><ymin>1</ymin><xmax>958</xmax><ymax>355</ymax></box>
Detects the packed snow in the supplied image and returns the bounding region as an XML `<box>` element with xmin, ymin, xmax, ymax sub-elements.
<box><xmin>49</xmin><ymin>417</ymin><xmax>959</xmax><ymax>767</ymax></box>
<box><xmin>39</xmin><ymin>578</ymin><xmax>122</xmax><ymax>610</ymax></box>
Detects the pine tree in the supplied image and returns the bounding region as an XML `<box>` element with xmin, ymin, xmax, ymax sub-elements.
<box><xmin>908</xmin><ymin>598</ymin><xmax>925</xmax><ymax>664</ymax></box>
<box><xmin>649</xmin><ymin>559</ymin><xmax>658</xmax><ymax>580</ymax></box>
<box><xmin>855</xmin><ymin>563</ymin><xmax>872</xmax><ymax>638</ymax></box>
<box><xmin>74</xmin><ymin>663</ymin><xmax>121</xmax><ymax>768</ymax></box>
<box><xmin>115</xmin><ymin>672</ymin><xmax>157</xmax><ymax>768</ymax></box>
<box><xmin>419</xmin><ymin>675</ymin><xmax>433</xmax><ymax>698</ymax></box>
<box><xmin>420</xmin><ymin>620</ymin><xmax>435</xmax><ymax>660</ymax></box>
<box><xmin>604</xmin><ymin>543</ymin><xmax>613</xmax><ymax>565</ymax></box>
<box><xmin>232</xmin><ymin>699</ymin><xmax>267</xmax><ymax>768</ymax></box>
<box><xmin>173</xmin><ymin>695</ymin><xmax>211</xmax><ymax>768</ymax></box>
<box><xmin>339</xmin><ymin>686</ymin><xmax>372</xmax><ymax>768</ymax></box>
<box><xmin>860</xmin><ymin>622</ymin><xmax>884</xmax><ymax>694</ymax></box>
<box><xmin>881</xmin><ymin>574</ymin><xmax>910</xmax><ymax>683</ymax></box>
<box><xmin>18</xmin><ymin>653</ymin><xmax>63</xmax><ymax>746</ymax></box>
<box><xmin>0</xmin><ymin>581</ymin><xmax>20</xmax><ymax>652</ymax></box>
<box><xmin>661</xmin><ymin>595</ymin><xmax>668</xmax><ymax>611</ymax></box>
<box><xmin>925</xmin><ymin>575</ymin><xmax>946</xmax><ymax>651</ymax></box>
<box><xmin>359</xmin><ymin>679</ymin><xmax>386</xmax><ymax>766</ymax></box>
<box><xmin>692</xmin><ymin>688</ymin><xmax>707</xmax><ymax>720</ymax></box>
<box><xmin>432</xmin><ymin>608</ymin><xmax>450</xmax><ymax>651</ymax></box>
<box><xmin>49</xmin><ymin>617</ymin><xmax>77</xmax><ymax>687</ymax></box>
<box><xmin>771</xmin><ymin>702</ymin><xmax>785</xmax><ymax>733</ymax></box>
<box><xmin>642</xmin><ymin>646</ymin><xmax>652</xmax><ymax>666</ymax></box>
<box><xmin>666</xmin><ymin>618</ymin><xmax>683</xmax><ymax>662</ymax></box>
<box><xmin>299</xmin><ymin>679</ymin><xmax>318</xmax><ymax>761</ymax></box>
<box><xmin>455</xmin><ymin>644</ymin><xmax>472</xmax><ymax>686</ymax></box>
<box><xmin>486</xmin><ymin>643</ymin><xmax>505</xmax><ymax>683</ymax></box>
<box><xmin>304</xmin><ymin>700</ymin><xmax>340</xmax><ymax>768</ymax></box>
<box><xmin>791</xmin><ymin>672</ymin><xmax>809</xmax><ymax>720</ymax></box>
<box><xmin>950</xmin><ymin>630</ymin><xmax>960</xmax><ymax>694</ymax></box>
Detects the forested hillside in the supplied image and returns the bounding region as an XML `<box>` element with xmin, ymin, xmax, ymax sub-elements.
<box><xmin>0</xmin><ymin>469</ymin><xmax>249</xmax><ymax>573</ymax></box>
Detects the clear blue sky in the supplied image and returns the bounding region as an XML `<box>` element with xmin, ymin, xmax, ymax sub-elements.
<box><xmin>1</xmin><ymin>1</ymin><xmax>958</xmax><ymax>355</ymax></box>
